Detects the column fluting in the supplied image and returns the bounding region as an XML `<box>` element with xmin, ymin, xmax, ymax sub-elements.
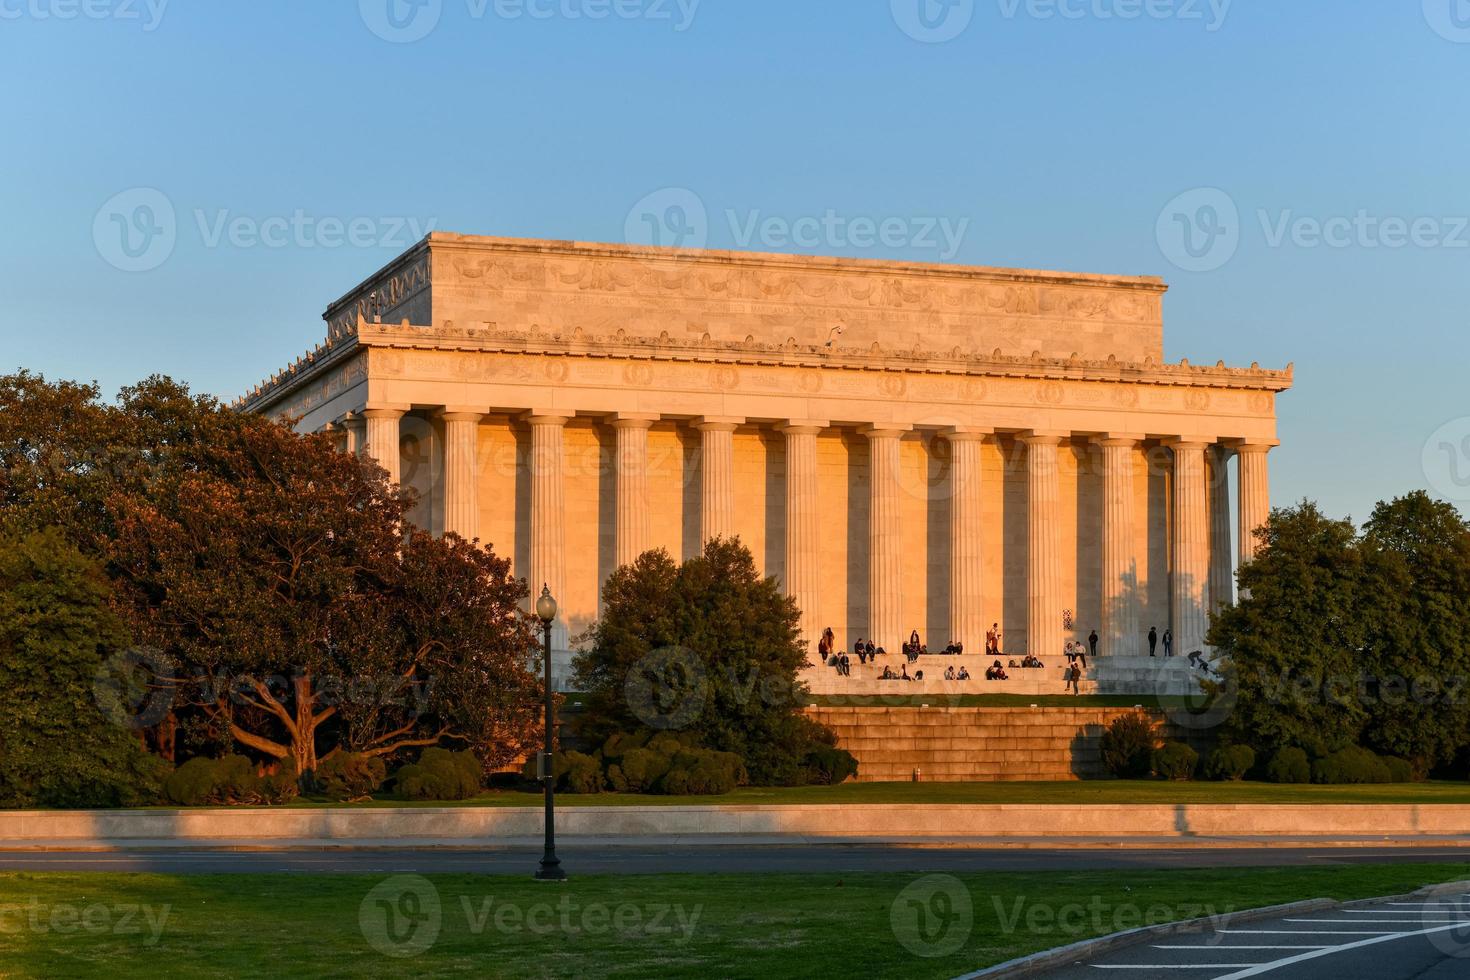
<box><xmin>441</xmin><ymin>411</ymin><xmax>482</xmax><ymax>541</ymax></box>
<box><xmin>696</xmin><ymin>418</ymin><xmax>741</xmax><ymax>545</ymax></box>
<box><xmin>612</xmin><ymin>416</ymin><xmax>656</xmax><ymax>568</ymax></box>
<box><xmin>782</xmin><ymin>423</ymin><xmax>824</xmax><ymax>656</ymax></box>
<box><xmin>1237</xmin><ymin>443</ymin><xmax>1273</xmax><ymax>565</ymax></box>
<box><xmin>1099</xmin><ymin>436</ymin><xmax>1141</xmax><ymax>657</ymax></box>
<box><xmin>362</xmin><ymin>408</ymin><xmax>405</xmax><ymax>485</ymax></box>
<box><xmin>529</xmin><ymin>413</ymin><xmax>572</xmax><ymax>650</ymax></box>
<box><xmin>1024</xmin><ymin>433</ymin><xmax>1063</xmax><ymax>661</ymax></box>
<box><xmin>1207</xmin><ymin>444</ymin><xmax>1235</xmax><ymax>610</ymax></box>
<box><xmin>863</xmin><ymin>425</ymin><xmax>906</xmax><ymax>655</ymax></box>
<box><xmin>947</xmin><ymin>428</ymin><xmax>988</xmax><ymax>651</ymax></box>
<box><xmin>1170</xmin><ymin>440</ymin><xmax>1211</xmax><ymax>657</ymax></box>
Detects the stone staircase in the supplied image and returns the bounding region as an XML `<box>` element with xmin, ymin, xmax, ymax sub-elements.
<box><xmin>805</xmin><ymin>705</ymin><xmax>1204</xmax><ymax>782</ymax></box>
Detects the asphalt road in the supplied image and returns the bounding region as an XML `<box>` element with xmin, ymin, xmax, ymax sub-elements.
<box><xmin>1035</xmin><ymin>891</ymin><xmax>1470</xmax><ymax>979</ymax></box>
<box><xmin>2</xmin><ymin>845</ymin><xmax>1468</xmax><ymax>876</ymax></box>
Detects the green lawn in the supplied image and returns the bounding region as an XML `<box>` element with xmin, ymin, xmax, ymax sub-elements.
<box><xmin>3</xmin><ymin>865</ymin><xmax>1467</xmax><ymax>978</ymax></box>
<box><xmin>262</xmin><ymin>778</ymin><xmax>1470</xmax><ymax>809</ymax></box>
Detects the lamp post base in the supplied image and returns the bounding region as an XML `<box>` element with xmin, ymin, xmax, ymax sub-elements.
<box><xmin>534</xmin><ymin>857</ymin><xmax>568</xmax><ymax>882</ymax></box>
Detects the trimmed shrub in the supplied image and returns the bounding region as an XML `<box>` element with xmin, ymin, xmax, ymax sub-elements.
<box><xmin>259</xmin><ymin>763</ymin><xmax>300</xmax><ymax>805</ymax></box>
<box><xmin>1382</xmin><ymin>756</ymin><xmax>1416</xmax><ymax>784</ymax></box>
<box><xmin>1203</xmin><ymin>745</ymin><xmax>1256</xmax><ymax>782</ymax></box>
<box><xmin>1312</xmin><ymin>746</ymin><xmax>1392</xmax><ymax>785</ymax></box>
<box><xmin>316</xmin><ymin>752</ymin><xmax>387</xmax><ymax>801</ymax></box>
<box><xmin>1100</xmin><ymin>714</ymin><xmax>1156</xmax><ymax>779</ymax></box>
<box><xmin>1152</xmin><ymin>742</ymin><xmax>1199</xmax><ymax>781</ymax></box>
<box><xmin>164</xmin><ymin>757</ymin><xmax>226</xmax><ymax>806</ymax></box>
<box><xmin>1265</xmin><ymin>747</ymin><xmax>1311</xmax><ymax>784</ymax></box>
<box><xmin>162</xmin><ymin>755</ymin><xmax>289</xmax><ymax>805</ymax></box>
<box><xmin>394</xmin><ymin>748</ymin><xmax>482</xmax><ymax>801</ymax></box>
<box><xmin>595</xmin><ymin>730</ymin><xmax>748</xmax><ymax>795</ymax></box>
<box><xmin>805</xmin><ymin>746</ymin><xmax>859</xmax><ymax>786</ymax></box>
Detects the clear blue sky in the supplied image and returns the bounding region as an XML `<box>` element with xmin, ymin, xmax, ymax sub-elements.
<box><xmin>3</xmin><ymin>0</ymin><xmax>1468</xmax><ymax>523</ymax></box>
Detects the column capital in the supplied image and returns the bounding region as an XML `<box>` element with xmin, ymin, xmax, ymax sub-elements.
<box><xmin>525</xmin><ymin>410</ymin><xmax>575</xmax><ymax>426</ymax></box>
<box><xmin>780</xmin><ymin>420</ymin><xmax>829</xmax><ymax>436</ymax></box>
<box><xmin>944</xmin><ymin>426</ymin><xmax>993</xmax><ymax>442</ymax></box>
<box><xmin>609</xmin><ymin>413</ymin><xmax>659</xmax><ymax>430</ymax></box>
<box><xmin>362</xmin><ymin>406</ymin><xmax>408</xmax><ymax>420</ymax></box>
<box><xmin>860</xmin><ymin>422</ymin><xmax>913</xmax><ymax>438</ymax></box>
<box><xmin>1093</xmin><ymin>432</ymin><xmax>1145</xmax><ymax>448</ymax></box>
<box><xmin>1228</xmin><ymin>439</ymin><xmax>1279</xmax><ymax>453</ymax></box>
<box><xmin>695</xmin><ymin>416</ymin><xmax>745</xmax><ymax>432</ymax></box>
<box><xmin>1163</xmin><ymin>437</ymin><xmax>1212</xmax><ymax>451</ymax></box>
<box><xmin>1020</xmin><ymin>430</ymin><xmax>1068</xmax><ymax>446</ymax></box>
<box><xmin>437</xmin><ymin>408</ymin><xmax>485</xmax><ymax>423</ymax></box>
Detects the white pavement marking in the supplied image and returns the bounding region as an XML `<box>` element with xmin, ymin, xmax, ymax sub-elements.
<box><xmin>1219</xmin><ymin>929</ymin><xmax>1400</xmax><ymax>935</ymax></box>
<box><xmin>1091</xmin><ymin>966</ymin><xmax>1266</xmax><ymax>971</ymax></box>
<box><xmin>1208</xmin><ymin>918</ymin><xmax>1470</xmax><ymax>979</ymax></box>
<box><xmin>1152</xmin><ymin>945</ymin><xmax>1331</xmax><ymax>950</ymax></box>
<box><xmin>1282</xmin><ymin>917</ymin><xmax>1470</xmax><ymax>923</ymax></box>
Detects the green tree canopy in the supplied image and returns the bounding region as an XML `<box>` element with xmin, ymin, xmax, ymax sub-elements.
<box><xmin>0</xmin><ymin>528</ymin><xmax>166</xmax><ymax>807</ymax></box>
<box><xmin>573</xmin><ymin>538</ymin><xmax>838</xmax><ymax>784</ymax></box>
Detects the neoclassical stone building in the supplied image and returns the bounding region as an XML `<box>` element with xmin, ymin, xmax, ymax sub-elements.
<box><xmin>240</xmin><ymin>234</ymin><xmax>1288</xmax><ymax>686</ymax></box>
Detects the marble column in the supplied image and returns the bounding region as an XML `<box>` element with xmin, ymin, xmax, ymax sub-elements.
<box><xmin>1207</xmin><ymin>444</ymin><xmax>1235</xmax><ymax>610</ymax></box>
<box><xmin>362</xmin><ymin>408</ymin><xmax>405</xmax><ymax>485</ymax></box>
<box><xmin>441</xmin><ymin>410</ymin><xmax>482</xmax><ymax>541</ymax></box>
<box><xmin>1169</xmin><ymin>440</ymin><xmax>1211</xmax><ymax>656</ymax></box>
<box><xmin>863</xmin><ymin>425</ymin><xmax>908</xmax><ymax>654</ymax></box>
<box><xmin>782</xmin><ymin>422</ymin><xmax>824</xmax><ymax>655</ymax></box>
<box><xmin>1098</xmin><ymin>435</ymin><xmax>1142</xmax><ymax>657</ymax></box>
<box><xmin>947</xmin><ymin>428</ymin><xmax>989</xmax><ymax>651</ymax></box>
<box><xmin>340</xmin><ymin>413</ymin><xmax>366</xmax><ymax>457</ymax></box>
<box><xmin>529</xmin><ymin>412</ymin><xmax>572</xmax><ymax>650</ymax></box>
<box><xmin>612</xmin><ymin>415</ymin><xmax>657</xmax><ymax>568</ymax></box>
<box><xmin>696</xmin><ymin>417</ymin><xmax>742</xmax><ymax>545</ymax></box>
<box><xmin>1024</xmin><ymin>433</ymin><xmax>1064</xmax><ymax>661</ymax></box>
<box><xmin>1237</xmin><ymin>443</ymin><xmax>1274</xmax><ymax>565</ymax></box>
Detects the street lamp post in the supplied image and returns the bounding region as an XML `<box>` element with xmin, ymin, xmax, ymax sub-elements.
<box><xmin>534</xmin><ymin>584</ymin><xmax>567</xmax><ymax>882</ymax></box>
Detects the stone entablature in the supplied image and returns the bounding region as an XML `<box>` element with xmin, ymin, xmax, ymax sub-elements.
<box><xmin>321</xmin><ymin>233</ymin><xmax>1169</xmax><ymax>362</ymax></box>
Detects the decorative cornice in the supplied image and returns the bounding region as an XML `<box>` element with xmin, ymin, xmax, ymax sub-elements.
<box><xmin>235</xmin><ymin>314</ymin><xmax>1293</xmax><ymax>416</ymax></box>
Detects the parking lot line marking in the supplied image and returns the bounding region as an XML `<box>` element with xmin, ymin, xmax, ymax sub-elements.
<box><xmin>1151</xmin><ymin>945</ymin><xmax>1331</xmax><ymax>950</ymax></box>
<box><xmin>1090</xmin><ymin>966</ymin><xmax>1265</xmax><ymax>970</ymax></box>
<box><xmin>1209</xmin><ymin>920</ymin><xmax>1470</xmax><ymax>979</ymax></box>
<box><xmin>1282</xmin><ymin>918</ymin><xmax>1469</xmax><ymax>924</ymax></box>
<box><xmin>1219</xmin><ymin>929</ymin><xmax>1400</xmax><ymax>935</ymax></box>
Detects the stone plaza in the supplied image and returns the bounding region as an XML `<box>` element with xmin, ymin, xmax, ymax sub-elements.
<box><xmin>240</xmin><ymin>233</ymin><xmax>1289</xmax><ymax>695</ymax></box>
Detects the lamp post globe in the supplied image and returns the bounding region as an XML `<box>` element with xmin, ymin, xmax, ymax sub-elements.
<box><xmin>534</xmin><ymin>584</ymin><xmax>566</xmax><ymax>882</ymax></box>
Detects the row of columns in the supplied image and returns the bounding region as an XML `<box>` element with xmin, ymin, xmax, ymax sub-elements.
<box><xmin>345</xmin><ymin>409</ymin><xmax>1273</xmax><ymax>658</ymax></box>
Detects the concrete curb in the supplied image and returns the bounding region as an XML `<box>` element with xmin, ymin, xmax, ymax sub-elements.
<box><xmin>958</xmin><ymin>879</ymin><xmax>1470</xmax><ymax>979</ymax></box>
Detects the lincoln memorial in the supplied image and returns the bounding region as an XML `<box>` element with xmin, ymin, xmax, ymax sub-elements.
<box><xmin>239</xmin><ymin>233</ymin><xmax>1289</xmax><ymax>692</ymax></box>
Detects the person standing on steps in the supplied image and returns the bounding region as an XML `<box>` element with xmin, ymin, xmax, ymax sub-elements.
<box><xmin>1163</xmin><ymin>628</ymin><xmax>1173</xmax><ymax>657</ymax></box>
<box><xmin>1088</xmin><ymin>629</ymin><xmax>1098</xmax><ymax>663</ymax></box>
<box><xmin>1148</xmin><ymin>626</ymin><xmax>1158</xmax><ymax>656</ymax></box>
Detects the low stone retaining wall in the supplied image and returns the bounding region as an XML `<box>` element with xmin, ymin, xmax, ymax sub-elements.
<box><xmin>2</xmin><ymin>804</ymin><xmax>1468</xmax><ymax>845</ymax></box>
<box><xmin>804</xmin><ymin>706</ymin><xmax>1206</xmax><ymax>782</ymax></box>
